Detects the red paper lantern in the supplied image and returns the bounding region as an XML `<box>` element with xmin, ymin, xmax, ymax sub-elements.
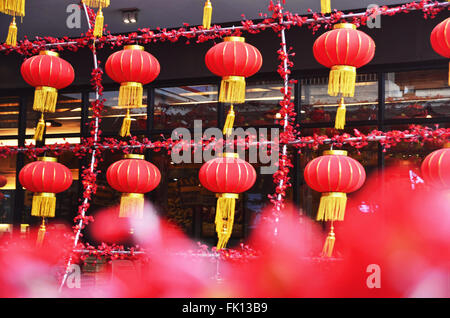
<box><xmin>421</xmin><ymin>146</ymin><xmax>450</xmax><ymax>190</ymax></box>
<box><xmin>199</xmin><ymin>153</ymin><xmax>256</xmax><ymax>249</ymax></box>
<box><xmin>205</xmin><ymin>36</ymin><xmax>263</xmax><ymax>104</ymax></box>
<box><xmin>313</xmin><ymin>23</ymin><xmax>375</xmax><ymax>98</ymax></box>
<box><xmin>106</xmin><ymin>154</ymin><xmax>161</xmax><ymax>218</ymax></box>
<box><xmin>430</xmin><ymin>17</ymin><xmax>450</xmax><ymax>85</ymax></box>
<box><xmin>304</xmin><ymin>150</ymin><xmax>366</xmax><ymax>221</ymax></box>
<box><xmin>19</xmin><ymin>157</ymin><xmax>73</xmax><ymax>218</ymax></box>
<box><xmin>105</xmin><ymin>45</ymin><xmax>160</xmax><ymax>136</ymax></box>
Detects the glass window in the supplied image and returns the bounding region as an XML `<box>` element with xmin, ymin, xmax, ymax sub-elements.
<box><xmin>0</xmin><ymin>154</ymin><xmax>17</xmax><ymax>228</ymax></box>
<box><xmin>301</xmin><ymin>73</ymin><xmax>378</xmax><ymax>124</ymax></box>
<box><xmin>385</xmin><ymin>69</ymin><xmax>450</xmax><ymax>119</ymax></box>
<box><xmin>90</xmin><ymin>90</ymin><xmax>148</xmax><ymax>134</ymax></box>
<box><xmin>154</xmin><ymin>85</ymin><xmax>218</xmax><ymax>130</ymax></box>
<box><xmin>0</xmin><ymin>96</ymin><xmax>19</xmax><ymax>137</ymax></box>
<box><xmin>26</xmin><ymin>93</ymin><xmax>82</xmax><ymax>136</ymax></box>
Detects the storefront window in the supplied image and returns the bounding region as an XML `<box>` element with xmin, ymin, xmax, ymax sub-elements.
<box><xmin>154</xmin><ymin>85</ymin><xmax>218</xmax><ymax>130</ymax></box>
<box><xmin>385</xmin><ymin>69</ymin><xmax>450</xmax><ymax>119</ymax></box>
<box><xmin>0</xmin><ymin>96</ymin><xmax>19</xmax><ymax>137</ymax></box>
<box><xmin>301</xmin><ymin>73</ymin><xmax>378</xmax><ymax>124</ymax></box>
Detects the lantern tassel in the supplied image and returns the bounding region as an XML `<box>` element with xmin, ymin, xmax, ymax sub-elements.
<box><xmin>448</xmin><ymin>61</ymin><xmax>450</xmax><ymax>86</ymax></box>
<box><xmin>120</xmin><ymin>108</ymin><xmax>132</xmax><ymax>137</ymax></box>
<box><xmin>321</xmin><ymin>0</ymin><xmax>331</xmax><ymax>14</ymax></box>
<box><xmin>119</xmin><ymin>82</ymin><xmax>143</xmax><ymax>108</ymax></box>
<box><xmin>321</xmin><ymin>223</ymin><xmax>335</xmax><ymax>257</ymax></box>
<box><xmin>222</xmin><ymin>105</ymin><xmax>235</xmax><ymax>137</ymax></box>
<box><xmin>328</xmin><ymin>65</ymin><xmax>356</xmax><ymax>97</ymax></box>
<box><xmin>32</xmin><ymin>193</ymin><xmax>56</xmax><ymax>218</ymax></box>
<box><xmin>203</xmin><ymin>0</ymin><xmax>213</xmax><ymax>29</ymax></box>
<box><xmin>316</xmin><ymin>192</ymin><xmax>347</xmax><ymax>222</ymax></box>
<box><xmin>215</xmin><ymin>193</ymin><xmax>238</xmax><ymax>250</ymax></box>
<box><xmin>36</xmin><ymin>219</ymin><xmax>46</xmax><ymax>247</ymax></box>
<box><xmin>219</xmin><ymin>76</ymin><xmax>246</xmax><ymax>104</ymax></box>
<box><xmin>34</xmin><ymin>114</ymin><xmax>46</xmax><ymax>142</ymax></box>
<box><xmin>119</xmin><ymin>193</ymin><xmax>144</xmax><ymax>218</ymax></box>
<box><xmin>34</xmin><ymin>86</ymin><xmax>58</xmax><ymax>113</ymax></box>
<box><xmin>1</xmin><ymin>0</ymin><xmax>25</xmax><ymax>16</ymax></box>
<box><xmin>335</xmin><ymin>97</ymin><xmax>346</xmax><ymax>130</ymax></box>
<box><xmin>6</xmin><ymin>17</ymin><xmax>17</xmax><ymax>47</ymax></box>
<box><xmin>93</xmin><ymin>7</ymin><xmax>104</xmax><ymax>37</ymax></box>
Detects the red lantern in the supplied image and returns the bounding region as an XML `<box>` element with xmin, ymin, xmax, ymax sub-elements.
<box><xmin>430</xmin><ymin>17</ymin><xmax>450</xmax><ymax>85</ymax></box>
<box><xmin>105</xmin><ymin>45</ymin><xmax>160</xmax><ymax>137</ymax></box>
<box><xmin>205</xmin><ymin>36</ymin><xmax>263</xmax><ymax>104</ymax></box>
<box><xmin>421</xmin><ymin>146</ymin><xmax>450</xmax><ymax>190</ymax></box>
<box><xmin>106</xmin><ymin>154</ymin><xmax>161</xmax><ymax>218</ymax></box>
<box><xmin>199</xmin><ymin>153</ymin><xmax>256</xmax><ymax>249</ymax></box>
<box><xmin>19</xmin><ymin>157</ymin><xmax>73</xmax><ymax>245</ymax></box>
<box><xmin>21</xmin><ymin>51</ymin><xmax>75</xmax><ymax>141</ymax></box>
<box><xmin>0</xmin><ymin>175</ymin><xmax>7</xmax><ymax>188</ymax></box>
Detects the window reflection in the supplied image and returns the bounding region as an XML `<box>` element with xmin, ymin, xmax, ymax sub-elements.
<box><xmin>385</xmin><ymin>69</ymin><xmax>450</xmax><ymax>119</ymax></box>
<box><xmin>0</xmin><ymin>154</ymin><xmax>17</xmax><ymax>226</ymax></box>
<box><xmin>0</xmin><ymin>96</ymin><xmax>19</xmax><ymax>137</ymax></box>
<box><xmin>301</xmin><ymin>74</ymin><xmax>378</xmax><ymax>123</ymax></box>
<box><xmin>154</xmin><ymin>85</ymin><xmax>218</xmax><ymax>130</ymax></box>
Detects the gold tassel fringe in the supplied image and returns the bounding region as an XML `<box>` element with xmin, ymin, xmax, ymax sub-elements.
<box><xmin>222</xmin><ymin>105</ymin><xmax>235</xmax><ymax>137</ymax></box>
<box><xmin>93</xmin><ymin>7</ymin><xmax>104</xmax><ymax>37</ymax></box>
<box><xmin>321</xmin><ymin>223</ymin><xmax>335</xmax><ymax>257</ymax></box>
<box><xmin>6</xmin><ymin>17</ymin><xmax>17</xmax><ymax>47</ymax></box>
<box><xmin>448</xmin><ymin>61</ymin><xmax>450</xmax><ymax>86</ymax></box>
<box><xmin>119</xmin><ymin>82</ymin><xmax>143</xmax><ymax>108</ymax></box>
<box><xmin>36</xmin><ymin>219</ymin><xmax>46</xmax><ymax>247</ymax></box>
<box><xmin>321</xmin><ymin>0</ymin><xmax>331</xmax><ymax>14</ymax></box>
<box><xmin>328</xmin><ymin>65</ymin><xmax>356</xmax><ymax>97</ymax></box>
<box><xmin>219</xmin><ymin>76</ymin><xmax>246</xmax><ymax>104</ymax></box>
<box><xmin>0</xmin><ymin>0</ymin><xmax>25</xmax><ymax>16</ymax></box>
<box><xmin>34</xmin><ymin>114</ymin><xmax>46</xmax><ymax>142</ymax></box>
<box><xmin>33</xmin><ymin>86</ymin><xmax>58</xmax><ymax>113</ymax></box>
<box><xmin>215</xmin><ymin>193</ymin><xmax>238</xmax><ymax>250</ymax></box>
<box><xmin>203</xmin><ymin>0</ymin><xmax>213</xmax><ymax>29</ymax></box>
<box><xmin>120</xmin><ymin>109</ymin><xmax>132</xmax><ymax>137</ymax></box>
<box><xmin>316</xmin><ymin>192</ymin><xmax>347</xmax><ymax>222</ymax></box>
<box><xmin>335</xmin><ymin>97</ymin><xmax>346</xmax><ymax>130</ymax></box>
<box><xmin>32</xmin><ymin>193</ymin><xmax>56</xmax><ymax>218</ymax></box>
<box><xmin>119</xmin><ymin>193</ymin><xmax>144</xmax><ymax>218</ymax></box>
<box><xmin>82</xmin><ymin>0</ymin><xmax>110</xmax><ymax>8</ymax></box>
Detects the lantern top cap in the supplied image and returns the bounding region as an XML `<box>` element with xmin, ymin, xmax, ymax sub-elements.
<box><xmin>224</xmin><ymin>36</ymin><xmax>245</xmax><ymax>43</ymax></box>
<box><xmin>124</xmin><ymin>45</ymin><xmax>145</xmax><ymax>51</ymax></box>
<box><xmin>323</xmin><ymin>150</ymin><xmax>348</xmax><ymax>156</ymax></box>
<box><xmin>333</xmin><ymin>23</ymin><xmax>357</xmax><ymax>30</ymax></box>
<box><xmin>222</xmin><ymin>152</ymin><xmax>239</xmax><ymax>159</ymax></box>
<box><xmin>39</xmin><ymin>51</ymin><xmax>60</xmax><ymax>57</ymax></box>
<box><xmin>38</xmin><ymin>157</ymin><xmax>58</xmax><ymax>162</ymax></box>
<box><xmin>124</xmin><ymin>154</ymin><xmax>145</xmax><ymax>160</ymax></box>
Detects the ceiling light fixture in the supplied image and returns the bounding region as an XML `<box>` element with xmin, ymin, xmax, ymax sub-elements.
<box><xmin>122</xmin><ymin>9</ymin><xmax>139</xmax><ymax>24</ymax></box>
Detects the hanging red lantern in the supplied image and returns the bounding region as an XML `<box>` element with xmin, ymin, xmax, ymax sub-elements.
<box><xmin>421</xmin><ymin>145</ymin><xmax>450</xmax><ymax>190</ymax></box>
<box><xmin>304</xmin><ymin>150</ymin><xmax>365</xmax><ymax>257</ymax></box>
<box><xmin>106</xmin><ymin>154</ymin><xmax>161</xmax><ymax>218</ymax></box>
<box><xmin>199</xmin><ymin>153</ymin><xmax>256</xmax><ymax>249</ymax></box>
<box><xmin>430</xmin><ymin>17</ymin><xmax>450</xmax><ymax>85</ymax></box>
<box><xmin>21</xmin><ymin>51</ymin><xmax>75</xmax><ymax>141</ymax></box>
<box><xmin>313</xmin><ymin>23</ymin><xmax>375</xmax><ymax>129</ymax></box>
<box><xmin>105</xmin><ymin>45</ymin><xmax>160</xmax><ymax>137</ymax></box>
<box><xmin>19</xmin><ymin>157</ymin><xmax>73</xmax><ymax>245</ymax></box>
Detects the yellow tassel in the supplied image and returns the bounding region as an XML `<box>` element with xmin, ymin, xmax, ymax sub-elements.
<box><xmin>36</xmin><ymin>218</ymin><xmax>46</xmax><ymax>247</ymax></box>
<box><xmin>335</xmin><ymin>97</ymin><xmax>346</xmax><ymax>130</ymax></box>
<box><xmin>93</xmin><ymin>7</ymin><xmax>104</xmax><ymax>37</ymax></box>
<box><xmin>6</xmin><ymin>17</ymin><xmax>17</xmax><ymax>47</ymax></box>
<box><xmin>448</xmin><ymin>61</ymin><xmax>450</xmax><ymax>86</ymax></box>
<box><xmin>120</xmin><ymin>109</ymin><xmax>132</xmax><ymax>137</ymax></box>
<box><xmin>316</xmin><ymin>192</ymin><xmax>347</xmax><ymax>222</ymax></box>
<box><xmin>321</xmin><ymin>0</ymin><xmax>331</xmax><ymax>14</ymax></box>
<box><xmin>82</xmin><ymin>0</ymin><xmax>110</xmax><ymax>8</ymax></box>
<box><xmin>219</xmin><ymin>76</ymin><xmax>246</xmax><ymax>104</ymax></box>
<box><xmin>32</xmin><ymin>193</ymin><xmax>56</xmax><ymax>218</ymax></box>
<box><xmin>203</xmin><ymin>0</ymin><xmax>213</xmax><ymax>29</ymax></box>
<box><xmin>215</xmin><ymin>193</ymin><xmax>238</xmax><ymax>250</ymax></box>
<box><xmin>119</xmin><ymin>82</ymin><xmax>143</xmax><ymax>108</ymax></box>
<box><xmin>222</xmin><ymin>105</ymin><xmax>235</xmax><ymax>137</ymax></box>
<box><xmin>1</xmin><ymin>0</ymin><xmax>25</xmax><ymax>16</ymax></box>
<box><xmin>119</xmin><ymin>193</ymin><xmax>144</xmax><ymax>218</ymax></box>
<box><xmin>34</xmin><ymin>114</ymin><xmax>46</xmax><ymax>142</ymax></box>
<box><xmin>33</xmin><ymin>86</ymin><xmax>58</xmax><ymax>113</ymax></box>
<box><xmin>328</xmin><ymin>65</ymin><xmax>356</xmax><ymax>97</ymax></box>
<box><xmin>321</xmin><ymin>223</ymin><xmax>335</xmax><ymax>257</ymax></box>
